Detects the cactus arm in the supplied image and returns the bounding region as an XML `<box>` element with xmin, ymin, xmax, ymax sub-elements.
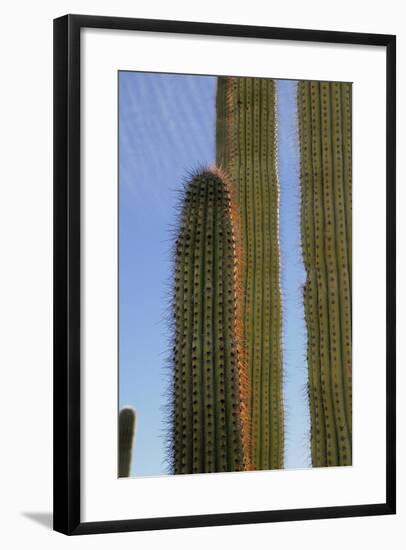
<box><xmin>118</xmin><ymin>407</ymin><xmax>136</xmax><ymax>477</ymax></box>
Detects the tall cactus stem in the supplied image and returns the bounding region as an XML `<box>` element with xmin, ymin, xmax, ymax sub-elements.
<box><xmin>216</xmin><ymin>76</ymin><xmax>284</xmax><ymax>470</ymax></box>
<box><xmin>298</xmin><ymin>80</ymin><xmax>352</xmax><ymax>467</ymax></box>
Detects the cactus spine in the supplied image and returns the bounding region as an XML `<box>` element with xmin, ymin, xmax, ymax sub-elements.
<box><xmin>118</xmin><ymin>407</ymin><xmax>136</xmax><ymax>477</ymax></box>
<box><xmin>216</xmin><ymin>77</ymin><xmax>284</xmax><ymax>470</ymax></box>
<box><xmin>170</xmin><ymin>167</ymin><xmax>251</xmax><ymax>474</ymax></box>
<box><xmin>298</xmin><ymin>81</ymin><xmax>352</xmax><ymax>467</ymax></box>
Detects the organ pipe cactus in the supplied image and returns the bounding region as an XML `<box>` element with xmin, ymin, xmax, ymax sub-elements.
<box><xmin>170</xmin><ymin>167</ymin><xmax>251</xmax><ymax>474</ymax></box>
<box><xmin>118</xmin><ymin>407</ymin><xmax>136</xmax><ymax>477</ymax></box>
<box><xmin>297</xmin><ymin>80</ymin><xmax>352</xmax><ymax>467</ymax></box>
<box><xmin>216</xmin><ymin>77</ymin><xmax>284</xmax><ymax>470</ymax></box>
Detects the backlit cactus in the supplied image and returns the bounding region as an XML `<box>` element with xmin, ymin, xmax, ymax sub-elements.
<box><xmin>170</xmin><ymin>167</ymin><xmax>251</xmax><ymax>474</ymax></box>
<box><xmin>298</xmin><ymin>80</ymin><xmax>352</xmax><ymax>467</ymax></box>
<box><xmin>216</xmin><ymin>77</ymin><xmax>284</xmax><ymax>470</ymax></box>
<box><xmin>118</xmin><ymin>407</ymin><xmax>136</xmax><ymax>477</ymax></box>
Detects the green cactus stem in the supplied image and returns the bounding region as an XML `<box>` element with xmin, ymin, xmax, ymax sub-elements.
<box><xmin>170</xmin><ymin>167</ymin><xmax>251</xmax><ymax>474</ymax></box>
<box><xmin>216</xmin><ymin>77</ymin><xmax>284</xmax><ymax>470</ymax></box>
<box><xmin>298</xmin><ymin>80</ymin><xmax>352</xmax><ymax>467</ymax></box>
<box><xmin>118</xmin><ymin>407</ymin><xmax>136</xmax><ymax>477</ymax></box>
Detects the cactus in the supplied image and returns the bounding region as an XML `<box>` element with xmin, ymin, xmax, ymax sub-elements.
<box><xmin>216</xmin><ymin>77</ymin><xmax>284</xmax><ymax>470</ymax></box>
<box><xmin>170</xmin><ymin>167</ymin><xmax>251</xmax><ymax>474</ymax></box>
<box><xmin>297</xmin><ymin>80</ymin><xmax>352</xmax><ymax>467</ymax></box>
<box><xmin>118</xmin><ymin>407</ymin><xmax>136</xmax><ymax>477</ymax></box>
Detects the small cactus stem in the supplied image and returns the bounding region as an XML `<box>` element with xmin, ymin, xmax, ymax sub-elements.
<box><xmin>298</xmin><ymin>80</ymin><xmax>352</xmax><ymax>467</ymax></box>
<box><xmin>216</xmin><ymin>76</ymin><xmax>284</xmax><ymax>470</ymax></box>
<box><xmin>171</xmin><ymin>167</ymin><xmax>251</xmax><ymax>474</ymax></box>
<box><xmin>118</xmin><ymin>407</ymin><xmax>136</xmax><ymax>478</ymax></box>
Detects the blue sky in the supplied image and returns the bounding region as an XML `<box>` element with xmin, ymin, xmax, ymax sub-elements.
<box><xmin>119</xmin><ymin>72</ymin><xmax>309</xmax><ymax>477</ymax></box>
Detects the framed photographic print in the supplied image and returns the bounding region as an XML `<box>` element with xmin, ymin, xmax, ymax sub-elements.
<box><xmin>53</xmin><ymin>14</ymin><xmax>396</xmax><ymax>535</ymax></box>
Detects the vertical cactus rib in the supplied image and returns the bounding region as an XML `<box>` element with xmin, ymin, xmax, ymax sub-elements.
<box><xmin>272</xmin><ymin>89</ymin><xmax>284</xmax><ymax>469</ymax></box>
<box><xmin>330</xmin><ymin>83</ymin><xmax>352</xmax><ymax>452</ymax></box>
<box><xmin>311</xmin><ymin>81</ymin><xmax>339</xmax><ymax>466</ymax></box>
<box><xmin>341</xmin><ymin>83</ymin><xmax>352</xmax><ymax>293</ymax></box>
<box><xmin>298</xmin><ymin>80</ymin><xmax>352</xmax><ymax>467</ymax></box>
<box><xmin>260</xmin><ymin>79</ymin><xmax>271</xmax><ymax>469</ymax></box>
<box><xmin>341</xmin><ymin>82</ymin><xmax>353</xmax><ymax>428</ymax></box>
<box><xmin>216</xmin><ymin>77</ymin><xmax>284</xmax><ymax>470</ymax></box>
<box><xmin>118</xmin><ymin>407</ymin><xmax>136</xmax><ymax>477</ymax></box>
<box><xmin>299</xmin><ymin>82</ymin><xmax>329</xmax><ymax>467</ymax></box>
<box><xmin>320</xmin><ymin>81</ymin><xmax>351</xmax><ymax>464</ymax></box>
<box><xmin>170</xmin><ymin>167</ymin><xmax>251</xmax><ymax>474</ymax></box>
<box><xmin>174</xmin><ymin>180</ymin><xmax>197</xmax><ymax>474</ymax></box>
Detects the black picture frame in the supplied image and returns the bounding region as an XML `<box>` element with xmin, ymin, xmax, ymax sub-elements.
<box><xmin>53</xmin><ymin>14</ymin><xmax>396</xmax><ymax>536</ymax></box>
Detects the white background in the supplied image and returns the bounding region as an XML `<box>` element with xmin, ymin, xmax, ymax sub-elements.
<box><xmin>0</xmin><ymin>0</ymin><xmax>403</xmax><ymax>548</ymax></box>
<box><xmin>82</xmin><ymin>29</ymin><xmax>386</xmax><ymax>522</ymax></box>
